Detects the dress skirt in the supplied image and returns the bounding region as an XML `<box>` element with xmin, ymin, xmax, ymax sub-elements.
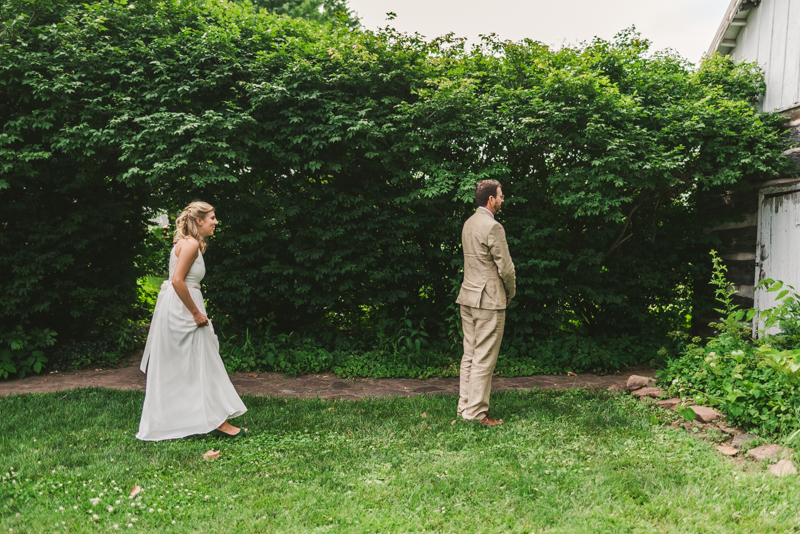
<box><xmin>136</xmin><ymin>281</ymin><xmax>246</xmax><ymax>441</ymax></box>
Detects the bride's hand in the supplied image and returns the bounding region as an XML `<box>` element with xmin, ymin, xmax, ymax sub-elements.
<box><xmin>192</xmin><ymin>311</ymin><xmax>209</xmax><ymax>327</ymax></box>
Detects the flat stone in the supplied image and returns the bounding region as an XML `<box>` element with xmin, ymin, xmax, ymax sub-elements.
<box><xmin>748</xmin><ymin>444</ymin><xmax>794</xmax><ymax>462</ymax></box>
<box><xmin>627</xmin><ymin>375</ymin><xmax>655</xmax><ymax>390</ymax></box>
<box><xmin>732</xmin><ymin>433</ymin><xmax>759</xmax><ymax>448</ymax></box>
<box><xmin>715</xmin><ymin>445</ymin><xmax>738</xmax><ymax>456</ymax></box>
<box><xmin>769</xmin><ymin>460</ymin><xmax>797</xmax><ymax>477</ymax></box>
<box><xmin>689</xmin><ymin>405</ymin><xmax>722</xmax><ymax>423</ymax></box>
<box><xmin>657</xmin><ymin>398</ymin><xmax>679</xmax><ymax>410</ymax></box>
<box><xmin>631</xmin><ymin>387</ymin><xmax>666</xmax><ymax>398</ymax></box>
<box><xmin>715</xmin><ymin>421</ymin><xmax>738</xmax><ymax>434</ymax></box>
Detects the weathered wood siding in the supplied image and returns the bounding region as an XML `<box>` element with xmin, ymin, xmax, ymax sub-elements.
<box><xmin>693</xmin><ymin>188</ymin><xmax>760</xmax><ymax>336</ymax></box>
<box><xmin>730</xmin><ymin>0</ymin><xmax>800</xmax><ymax>112</ymax></box>
<box><xmin>754</xmin><ymin>181</ymin><xmax>800</xmax><ymax>333</ymax></box>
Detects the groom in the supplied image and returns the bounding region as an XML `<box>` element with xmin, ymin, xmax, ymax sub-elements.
<box><xmin>456</xmin><ymin>180</ymin><xmax>516</xmax><ymax>426</ymax></box>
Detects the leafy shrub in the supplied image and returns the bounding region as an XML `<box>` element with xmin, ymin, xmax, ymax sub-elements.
<box><xmin>659</xmin><ymin>252</ymin><xmax>800</xmax><ymax>437</ymax></box>
<box><xmin>49</xmin><ymin>340</ymin><xmax>128</xmax><ymax>371</ymax></box>
<box><xmin>217</xmin><ymin>318</ymin><xmax>677</xmax><ymax>379</ymax></box>
<box><xmin>138</xmin><ymin>226</ymin><xmax>173</xmax><ymax>279</ymax></box>
<box><xmin>0</xmin><ymin>326</ymin><xmax>56</xmax><ymax>379</ymax></box>
<box><xmin>1</xmin><ymin>0</ymin><xmax>793</xmax><ymax>374</ymax></box>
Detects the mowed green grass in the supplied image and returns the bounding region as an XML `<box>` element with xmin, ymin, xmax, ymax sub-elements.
<box><xmin>1</xmin><ymin>388</ymin><xmax>799</xmax><ymax>533</ymax></box>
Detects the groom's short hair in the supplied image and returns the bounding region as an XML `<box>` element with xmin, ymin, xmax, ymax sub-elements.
<box><xmin>475</xmin><ymin>180</ymin><xmax>501</xmax><ymax>207</ymax></box>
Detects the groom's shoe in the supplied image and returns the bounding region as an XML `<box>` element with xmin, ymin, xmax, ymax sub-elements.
<box><xmin>478</xmin><ymin>416</ymin><xmax>504</xmax><ymax>427</ymax></box>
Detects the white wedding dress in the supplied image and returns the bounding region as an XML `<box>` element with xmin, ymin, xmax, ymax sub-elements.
<box><xmin>136</xmin><ymin>246</ymin><xmax>246</xmax><ymax>441</ymax></box>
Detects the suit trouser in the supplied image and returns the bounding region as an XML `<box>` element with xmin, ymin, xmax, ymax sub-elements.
<box><xmin>457</xmin><ymin>305</ymin><xmax>506</xmax><ymax>421</ymax></box>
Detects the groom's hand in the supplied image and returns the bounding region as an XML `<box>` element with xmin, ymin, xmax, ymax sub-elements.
<box><xmin>506</xmin><ymin>297</ymin><xmax>512</xmax><ymax>308</ymax></box>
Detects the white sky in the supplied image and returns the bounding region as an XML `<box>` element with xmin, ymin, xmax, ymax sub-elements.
<box><xmin>347</xmin><ymin>0</ymin><xmax>733</xmax><ymax>65</ymax></box>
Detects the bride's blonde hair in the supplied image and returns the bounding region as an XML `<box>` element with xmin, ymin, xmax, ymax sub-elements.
<box><xmin>173</xmin><ymin>200</ymin><xmax>215</xmax><ymax>253</ymax></box>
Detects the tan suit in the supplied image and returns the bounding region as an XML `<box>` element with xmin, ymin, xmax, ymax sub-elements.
<box><xmin>456</xmin><ymin>208</ymin><xmax>516</xmax><ymax>421</ymax></box>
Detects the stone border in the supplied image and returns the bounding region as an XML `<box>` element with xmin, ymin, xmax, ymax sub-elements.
<box><xmin>623</xmin><ymin>374</ymin><xmax>796</xmax><ymax>477</ymax></box>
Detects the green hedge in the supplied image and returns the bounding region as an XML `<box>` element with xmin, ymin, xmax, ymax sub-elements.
<box><xmin>0</xmin><ymin>0</ymin><xmax>794</xmax><ymax>375</ymax></box>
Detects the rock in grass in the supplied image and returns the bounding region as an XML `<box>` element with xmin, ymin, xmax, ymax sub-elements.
<box><xmin>689</xmin><ymin>406</ymin><xmax>722</xmax><ymax>423</ymax></box>
<box><xmin>715</xmin><ymin>445</ymin><xmax>738</xmax><ymax>456</ymax></box>
<box><xmin>657</xmin><ymin>398</ymin><xmax>679</xmax><ymax>410</ymax></box>
<box><xmin>769</xmin><ymin>460</ymin><xmax>797</xmax><ymax>477</ymax></box>
<box><xmin>715</xmin><ymin>421</ymin><xmax>738</xmax><ymax>434</ymax></box>
<box><xmin>203</xmin><ymin>449</ymin><xmax>220</xmax><ymax>461</ymax></box>
<box><xmin>632</xmin><ymin>387</ymin><xmax>665</xmax><ymax>398</ymax></box>
<box><xmin>627</xmin><ymin>375</ymin><xmax>655</xmax><ymax>390</ymax></box>
<box><xmin>747</xmin><ymin>444</ymin><xmax>793</xmax><ymax>462</ymax></box>
<box><xmin>732</xmin><ymin>433</ymin><xmax>759</xmax><ymax>448</ymax></box>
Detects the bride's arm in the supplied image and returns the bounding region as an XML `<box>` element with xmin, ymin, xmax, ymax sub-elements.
<box><xmin>172</xmin><ymin>239</ymin><xmax>208</xmax><ymax>327</ymax></box>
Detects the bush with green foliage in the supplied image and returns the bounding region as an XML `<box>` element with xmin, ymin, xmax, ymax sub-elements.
<box><xmin>0</xmin><ymin>326</ymin><xmax>56</xmax><ymax>379</ymax></box>
<box><xmin>0</xmin><ymin>0</ymin><xmax>794</xmax><ymax>377</ymax></box>
<box><xmin>659</xmin><ymin>252</ymin><xmax>800</xmax><ymax>438</ymax></box>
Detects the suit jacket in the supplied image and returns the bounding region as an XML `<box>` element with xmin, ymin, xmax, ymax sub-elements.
<box><xmin>456</xmin><ymin>208</ymin><xmax>516</xmax><ymax>310</ymax></box>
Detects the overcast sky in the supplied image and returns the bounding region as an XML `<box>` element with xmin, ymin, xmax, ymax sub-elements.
<box><xmin>347</xmin><ymin>0</ymin><xmax>732</xmax><ymax>65</ymax></box>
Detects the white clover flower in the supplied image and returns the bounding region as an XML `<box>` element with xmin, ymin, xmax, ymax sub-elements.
<box><xmin>171</xmin><ymin>520</ymin><xmax>176</xmax><ymax>525</ymax></box>
<box><xmin>108</xmin><ymin>506</ymin><xmax>114</xmax><ymax>512</ymax></box>
<box><xmin>127</xmin><ymin>524</ymin><xmax>132</xmax><ymax>528</ymax></box>
<box><xmin>113</xmin><ymin>525</ymin><xmax>119</xmax><ymax>531</ymax></box>
<box><xmin>710</xmin><ymin>362</ymin><xmax>716</xmax><ymax>367</ymax></box>
<box><xmin>90</xmin><ymin>497</ymin><xmax>101</xmax><ymax>506</ymax></box>
<box><xmin>708</xmin><ymin>352</ymin><xmax>716</xmax><ymax>356</ymax></box>
<box><xmin>116</xmin><ymin>500</ymin><xmax>121</xmax><ymax>504</ymax></box>
<box><xmin>149</xmin><ymin>508</ymin><xmax>154</xmax><ymax>513</ymax></box>
<box><xmin>92</xmin><ymin>514</ymin><xmax>99</xmax><ymax>520</ymax></box>
<box><xmin>73</xmin><ymin>506</ymin><xmax>78</xmax><ymax>510</ymax></box>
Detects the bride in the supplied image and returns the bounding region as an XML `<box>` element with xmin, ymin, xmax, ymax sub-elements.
<box><xmin>136</xmin><ymin>201</ymin><xmax>247</xmax><ymax>441</ymax></box>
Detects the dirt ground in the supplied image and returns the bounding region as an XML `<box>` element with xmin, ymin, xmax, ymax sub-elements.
<box><xmin>0</xmin><ymin>351</ymin><xmax>653</xmax><ymax>399</ymax></box>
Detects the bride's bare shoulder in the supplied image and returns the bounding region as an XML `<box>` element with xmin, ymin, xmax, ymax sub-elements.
<box><xmin>175</xmin><ymin>237</ymin><xmax>200</xmax><ymax>258</ymax></box>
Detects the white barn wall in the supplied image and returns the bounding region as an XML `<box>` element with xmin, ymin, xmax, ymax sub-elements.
<box><xmin>730</xmin><ymin>0</ymin><xmax>800</xmax><ymax>112</ymax></box>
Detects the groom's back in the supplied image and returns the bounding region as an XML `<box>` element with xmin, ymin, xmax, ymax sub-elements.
<box><xmin>457</xmin><ymin>209</ymin><xmax>515</xmax><ymax>311</ymax></box>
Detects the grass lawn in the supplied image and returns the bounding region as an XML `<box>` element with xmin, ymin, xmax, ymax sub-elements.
<box><xmin>1</xmin><ymin>388</ymin><xmax>799</xmax><ymax>533</ymax></box>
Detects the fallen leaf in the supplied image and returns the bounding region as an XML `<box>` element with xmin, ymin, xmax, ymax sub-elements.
<box><xmin>203</xmin><ymin>449</ymin><xmax>220</xmax><ymax>461</ymax></box>
<box><xmin>328</xmin><ymin>407</ymin><xmax>336</xmax><ymax>412</ymax></box>
<box><xmin>450</xmin><ymin>420</ymin><xmax>456</xmax><ymax>425</ymax></box>
<box><xmin>567</xmin><ymin>372</ymin><xmax>577</xmax><ymax>377</ymax></box>
<box><xmin>129</xmin><ymin>485</ymin><xmax>141</xmax><ymax>498</ymax></box>
<box><xmin>421</xmin><ymin>412</ymin><xmax>427</xmax><ymax>418</ymax></box>
<box><xmin>246</xmin><ymin>373</ymin><xmax>258</xmax><ymax>377</ymax></box>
